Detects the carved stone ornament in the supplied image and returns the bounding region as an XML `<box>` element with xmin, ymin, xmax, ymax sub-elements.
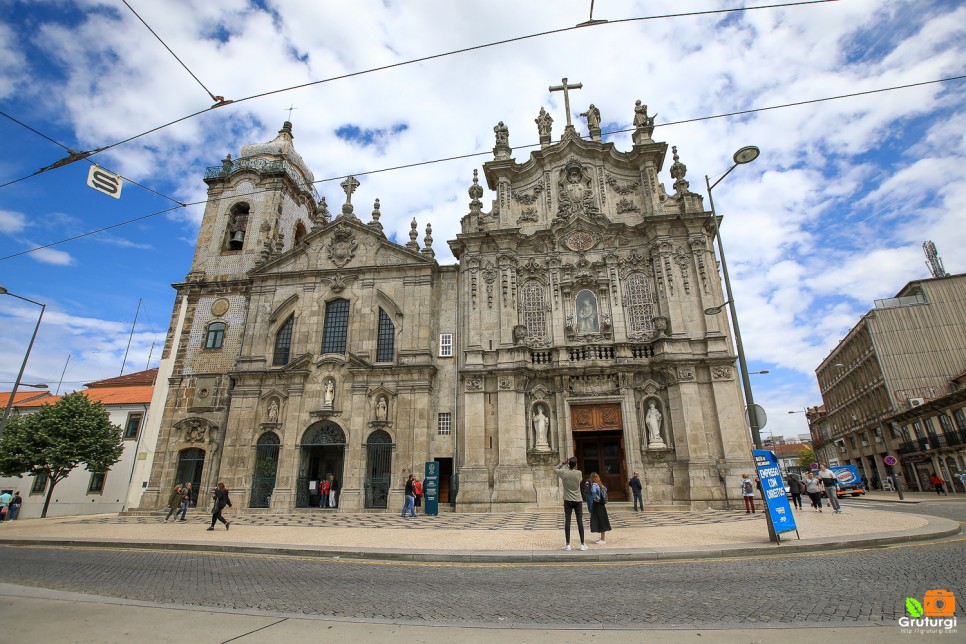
<box><xmin>562</xmin><ymin>230</ymin><xmax>600</xmax><ymax>252</ymax></box>
<box><xmin>465</xmin><ymin>375</ymin><xmax>483</xmax><ymax>391</ymax></box>
<box><xmin>321</xmin><ymin>273</ymin><xmax>356</xmax><ymax>293</ymax></box>
<box><xmin>512</xmin><ymin>183</ymin><xmax>544</xmax><ymax>205</ymax></box>
<box><xmin>556</xmin><ymin>159</ymin><xmax>602</xmax><ymax>221</ymax></box>
<box><xmin>179</xmin><ymin>419</ymin><xmax>209</xmax><ymax>444</ymax></box>
<box><xmin>210</xmin><ymin>298</ymin><xmax>230</xmax><ymax>317</ymax></box>
<box><xmin>325</xmin><ymin>223</ymin><xmax>358</xmax><ymax>267</ymax></box>
<box><xmin>517</xmin><ymin>208</ymin><xmax>538</xmax><ymax>224</ymax></box>
<box><xmin>568</xmin><ymin>374</ymin><xmax>620</xmax><ymax>396</ymax></box>
<box><xmin>711</xmin><ymin>366</ymin><xmax>734</xmax><ymax>380</ymax></box>
<box><xmin>677</xmin><ymin>366</ymin><xmax>695</xmax><ymax>381</ymax></box>
<box><xmin>498</xmin><ymin>376</ymin><xmax>513</xmax><ymax>390</ymax></box>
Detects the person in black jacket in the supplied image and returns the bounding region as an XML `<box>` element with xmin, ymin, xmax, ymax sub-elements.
<box><xmin>628</xmin><ymin>472</ymin><xmax>644</xmax><ymax>511</ymax></box>
<box><xmin>208</xmin><ymin>482</ymin><xmax>232</xmax><ymax>531</ymax></box>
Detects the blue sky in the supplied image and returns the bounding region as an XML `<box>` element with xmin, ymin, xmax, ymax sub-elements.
<box><xmin>1</xmin><ymin>0</ymin><xmax>964</xmax><ymax>440</ymax></box>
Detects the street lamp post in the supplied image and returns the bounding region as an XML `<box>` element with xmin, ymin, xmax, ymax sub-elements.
<box><xmin>0</xmin><ymin>286</ymin><xmax>47</xmax><ymax>435</ymax></box>
<box><xmin>703</xmin><ymin>146</ymin><xmax>762</xmax><ymax>449</ymax></box>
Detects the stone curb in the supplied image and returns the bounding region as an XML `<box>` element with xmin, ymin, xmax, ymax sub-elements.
<box><xmin>0</xmin><ymin>514</ymin><xmax>958</xmax><ymax>563</ymax></box>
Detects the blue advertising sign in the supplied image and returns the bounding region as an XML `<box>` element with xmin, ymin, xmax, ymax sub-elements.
<box><xmin>424</xmin><ymin>461</ymin><xmax>440</xmax><ymax>516</ymax></box>
<box><xmin>753</xmin><ymin>450</ymin><xmax>798</xmax><ymax>535</ymax></box>
<box><xmin>829</xmin><ymin>464</ymin><xmax>862</xmax><ymax>487</ymax></box>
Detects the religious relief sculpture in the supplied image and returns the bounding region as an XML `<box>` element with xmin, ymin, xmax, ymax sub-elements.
<box><xmin>556</xmin><ymin>160</ymin><xmax>601</xmax><ymax>220</ymax></box>
<box><xmin>645</xmin><ymin>401</ymin><xmax>667</xmax><ymax>448</ymax></box>
<box><xmin>575</xmin><ymin>290</ymin><xmax>600</xmax><ymax>334</ymax></box>
<box><xmin>535</xmin><ymin>107</ymin><xmax>553</xmax><ymax>142</ymax></box>
<box><xmin>375</xmin><ymin>396</ymin><xmax>388</xmax><ymax>421</ymax></box>
<box><xmin>532</xmin><ymin>404</ymin><xmax>552</xmax><ymax>451</ymax></box>
<box><xmin>323</xmin><ymin>379</ymin><xmax>335</xmax><ymax>409</ymax></box>
<box><xmin>267</xmin><ymin>399</ymin><xmax>279</xmax><ymax>423</ymax></box>
<box><xmin>493</xmin><ymin>121</ymin><xmax>511</xmax><ymax>159</ymax></box>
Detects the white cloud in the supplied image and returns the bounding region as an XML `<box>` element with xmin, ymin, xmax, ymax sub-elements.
<box><xmin>0</xmin><ymin>210</ymin><xmax>27</xmax><ymax>234</ymax></box>
<box><xmin>24</xmin><ymin>243</ymin><xmax>74</xmax><ymax>266</ymax></box>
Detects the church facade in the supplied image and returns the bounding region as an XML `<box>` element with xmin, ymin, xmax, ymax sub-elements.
<box><xmin>139</xmin><ymin>91</ymin><xmax>755</xmax><ymax>514</ymax></box>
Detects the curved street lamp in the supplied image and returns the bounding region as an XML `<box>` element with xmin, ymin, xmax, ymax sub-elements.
<box><xmin>703</xmin><ymin>146</ymin><xmax>762</xmax><ymax>448</ymax></box>
<box><xmin>0</xmin><ymin>286</ymin><xmax>47</xmax><ymax>435</ymax></box>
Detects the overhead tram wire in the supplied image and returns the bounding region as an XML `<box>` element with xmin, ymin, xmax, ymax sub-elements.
<box><xmin>0</xmin><ymin>111</ymin><xmax>186</xmax><ymax>206</ymax></box>
<box><xmin>0</xmin><ymin>0</ymin><xmax>839</xmax><ymax>189</ymax></box>
<box><xmin>121</xmin><ymin>0</ymin><xmax>225</xmax><ymax>104</ymax></box>
<box><xmin>2</xmin><ymin>70</ymin><xmax>960</xmax><ymax>264</ymax></box>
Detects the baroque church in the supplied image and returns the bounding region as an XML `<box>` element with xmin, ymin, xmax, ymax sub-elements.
<box><xmin>139</xmin><ymin>85</ymin><xmax>755</xmax><ymax>514</ymax></box>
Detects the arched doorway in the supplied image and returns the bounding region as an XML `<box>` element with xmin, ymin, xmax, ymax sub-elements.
<box><xmin>250</xmin><ymin>432</ymin><xmax>280</xmax><ymax>508</ymax></box>
<box><xmin>175</xmin><ymin>448</ymin><xmax>205</xmax><ymax>507</ymax></box>
<box><xmin>365</xmin><ymin>430</ymin><xmax>393</xmax><ymax>508</ymax></box>
<box><xmin>296</xmin><ymin>421</ymin><xmax>346</xmax><ymax>508</ymax></box>
<box><xmin>571</xmin><ymin>403</ymin><xmax>628</xmax><ymax>501</ymax></box>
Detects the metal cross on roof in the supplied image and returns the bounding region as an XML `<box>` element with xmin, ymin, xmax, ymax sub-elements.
<box><xmin>549</xmin><ymin>77</ymin><xmax>583</xmax><ymax>127</ymax></box>
<box><xmin>285</xmin><ymin>105</ymin><xmax>298</xmax><ymax>121</ymax></box>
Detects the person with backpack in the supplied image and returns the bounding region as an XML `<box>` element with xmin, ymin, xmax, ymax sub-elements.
<box><xmin>583</xmin><ymin>477</ymin><xmax>595</xmax><ymax>515</ymax></box>
<box><xmin>163</xmin><ymin>484</ymin><xmax>183</xmax><ymax>523</ymax></box>
<box><xmin>740</xmin><ymin>473</ymin><xmax>756</xmax><ymax>513</ymax></box>
<box><xmin>589</xmin><ymin>472</ymin><xmax>611</xmax><ymax>545</ymax></box>
<box><xmin>176</xmin><ymin>483</ymin><xmax>193</xmax><ymax>521</ymax></box>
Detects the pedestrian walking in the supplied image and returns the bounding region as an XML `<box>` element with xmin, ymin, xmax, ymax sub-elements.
<box><xmin>589</xmin><ymin>472</ymin><xmax>611</xmax><ymax>545</ymax></box>
<box><xmin>930</xmin><ymin>473</ymin><xmax>947</xmax><ymax>495</ymax></box>
<box><xmin>0</xmin><ymin>490</ymin><xmax>11</xmax><ymax>522</ymax></box>
<box><xmin>413</xmin><ymin>475</ymin><xmax>423</xmax><ymax>515</ymax></box>
<box><xmin>8</xmin><ymin>491</ymin><xmax>22</xmax><ymax>520</ymax></box>
<box><xmin>787</xmin><ymin>472</ymin><xmax>804</xmax><ymax>510</ymax></box>
<box><xmin>176</xmin><ymin>483</ymin><xmax>193</xmax><ymax>521</ymax></box>
<box><xmin>319</xmin><ymin>476</ymin><xmax>331</xmax><ymax>508</ymax></box>
<box><xmin>817</xmin><ymin>463</ymin><xmax>841</xmax><ymax>513</ymax></box>
<box><xmin>163</xmin><ymin>484</ymin><xmax>183</xmax><ymax>522</ymax></box>
<box><xmin>628</xmin><ymin>471</ymin><xmax>644</xmax><ymax>511</ymax></box>
<box><xmin>328</xmin><ymin>474</ymin><xmax>339</xmax><ymax>508</ymax></box>
<box><xmin>740</xmin><ymin>473</ymin><xmax>756</xmax><ymax>513</ymax></box>
<box><xmin>401</xmin><ymin>474</ymin><xmax>416</xmax><ymax>518</ymax></box>
<box><xmin>207</xmin><ymin>482</ymin><xmax>232</xmax><ymax>531</ymax></box>
<box><xmin>804</xmin><ymin>472</ymin><xmax>825</xmax><ymax>511</ymax></box>
<box><xmin>554</xmin><ymin>457</ymin><xmax>588</xmax><ymax>551</ymax></box>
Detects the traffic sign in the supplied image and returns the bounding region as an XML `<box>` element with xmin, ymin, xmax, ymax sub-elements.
<box><xmin>810</xmin><ymin>462</ymin><xmax>819</xmax><ymax>470</ymax></box>
<box><xmin>745</xmin><ymin>404</ymin><xmax>767</xmax><ymax>429</ymax></box>
<box><xmin>884</xmin><ymin>455</ymin><xmax>898</xmax><ymax>466</ymax></box>
<box><xmin>87</xmin><ymin>166</ymin><xmax>123</xmax><ymax>199</ymax></box>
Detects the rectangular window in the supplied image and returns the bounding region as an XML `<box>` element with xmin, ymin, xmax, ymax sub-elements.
<box><xmin>31</xmin><ymin>473</ymin><xmax>48</xmax><ymax>494</ymax></box>
<box><xmin>438</xmin><ymin>412</ymin><xmax>452</xmax><ymax>436</ymax></box>
<box><xmin>439</xmin><ymin>333</ymin><xmax>453</xmax><ymax>357</ymax></box>
<box><xmin>124</xmin><ymin>412</ymin><xmax>143</xmax><ymax>440</ymax></box>
<box><xmin>204</xmin><ymin>322</ymin><xmax>225</xmax><ymax>349</ymax></box>
<box><xmin>321</xmin><ymin>299</ymin><xmax>349</xmax><ymax>354</ymax></box>
<box><xmin>88</xmin><ymin>472</ymin><xmax>107</xmax><ymax>494</ymax></box>
<box><xmin>376</xmin><ymin>308</ymin><xmax>395</xmax><ymax>362</ymax></box>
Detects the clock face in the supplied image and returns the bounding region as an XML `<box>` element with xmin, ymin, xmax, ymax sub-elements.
<box><xmin>565</xmin><ymin>231</ymin><xmax>595</xmax><ymax>252</ymax></box>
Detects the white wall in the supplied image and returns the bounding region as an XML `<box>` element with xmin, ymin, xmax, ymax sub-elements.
<box><xmin>0</xmin><ymin>403</ymin><xmax>148</xmax><ymax>519</ymax></box>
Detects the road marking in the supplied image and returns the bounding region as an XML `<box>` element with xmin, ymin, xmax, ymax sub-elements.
<box><xmin>3</xmin><ymin>535</ymin><xmax>964</xmax><ymax>569</ymax></box>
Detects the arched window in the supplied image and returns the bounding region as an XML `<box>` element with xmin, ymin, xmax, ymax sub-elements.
<box><xmin>955</xmin><ymin>408</ymin><xmax>966</xmax><ymax>432</ymax></box>
<box><xmin>204</xmin><ymin>322</ymin><xmax>225</xmax><ymax>349</ymax></box>
<box><xmin>273</xmin><ymin>315</ymin><xmax>294</xmax><ymax>366</ymax></box>
<box><xmin>938</xmin><ymin>413</ymin><xmax>954</xmax><ymax>435</ymax></box>
<box><xmin>623</xmin><ymin>272</ymin><xmax>656</xmax><ymax>335</ymax></box>
<box><xmin>293</xmin><ymin>221</ymin><xmax>307</xmax><ymax>245</ymax></box>
<box><xmin>321</xmin><ymin>299</ymin><xmax>349</xmax><ymax>354</ymax></box>
<box><xmin>250</xmin><ymin>432</ymin><xmax>280</xmax><ymax>508</ymax></box>
<box><xmin>521</xmin><ymin>281</ymin><xmax>547</xmax><ymax>339</ymax></box>
<box><xmin>376</xmin><ymin>308</ymin><xmax>394</xmax><ymax>362</ymax></box>
<box><xmin>224</xmin><ymin>202</ymin><xmax>250</xmax><ymax>251</ymax></box>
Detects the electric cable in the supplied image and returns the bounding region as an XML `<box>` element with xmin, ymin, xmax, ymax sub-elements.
<box><xmin>0</xmin><ymin>0</ymin><xmax>841</xmax><ymax>188</ymax></box>
<box><xmin>1</xmin><ymin>70</ymin><xmax>961</xmax><ymax>263</ymax></box>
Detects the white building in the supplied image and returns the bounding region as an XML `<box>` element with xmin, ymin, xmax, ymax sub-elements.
<box><xmin>0</xmin><ymin>369</ymin><xmax>157</xmax><ymax>518</ymax></box>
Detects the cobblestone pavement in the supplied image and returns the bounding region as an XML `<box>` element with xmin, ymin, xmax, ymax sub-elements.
<box><xmin>70</xmin><ymin>507</ymin><xmax>759</xmax><ymax>530</ymax></box>
<box><xmin>0</xmin><ymin>535</ymin><xmax>962</xmax><ymax>626</ymax></box>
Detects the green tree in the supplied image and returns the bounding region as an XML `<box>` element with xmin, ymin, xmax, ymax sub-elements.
<box><xmin>0</xmin><ymin>392</ymin><xmax>124</xmax><ymax>518</ymax></box>
<box><xmin>797</xmin><ymin>446</ymin><xmax>817</xmax><ymax>473</ymax></box>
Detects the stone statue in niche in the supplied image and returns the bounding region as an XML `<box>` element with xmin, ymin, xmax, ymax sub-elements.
<box><xmin>323</xmin><ymin>380</ymin><xmax>335</xmax><ymax>409</ymax></box>
<box><xmin>267</xmin><ymin>399</ymin><xmax>279</xmax><ymax>423</ymax></box>
<box><xmin>376</xmin><ymin>396</ymin><xmax>388</xmax><ymax>421</ymax></box>
<box><xmin>532</xmin><ymin>405</ymin><xmax>551</xmax><ymax>450</ymax></box>
<box><xmin>575</xmin><ymin>290</ymin><xmax>600</xmax><ymax>334</ymax></box>
<box><xmin>645</xmin><ymin>401</ymin><xmax>667</xmax><ymax>448</ymax></box>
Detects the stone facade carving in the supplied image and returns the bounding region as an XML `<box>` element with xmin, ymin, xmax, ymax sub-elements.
<box><xmin>555</xmin><ymin>159</ymin><xmax>602</xmax><ymax>222</ymax></box>
<box><xmin>325</xmin><ymin>224</ymin><xmax>358</xmax><ymax>267</ymax></box>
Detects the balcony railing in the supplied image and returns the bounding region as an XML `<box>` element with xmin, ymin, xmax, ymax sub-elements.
<box><xmin>897</xmin><ymin>430</ymin><xmax>966</xmax><ymax>455</ymax></box>
<box><xmin>529</xmin><ymin>344</ymin><xmax>654</xmax><ymax>366</ymax></box>
<box><xmin>205</xmin><ymin>156</ymin><xmax>320</xmax><ymax>202</ymax></box>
